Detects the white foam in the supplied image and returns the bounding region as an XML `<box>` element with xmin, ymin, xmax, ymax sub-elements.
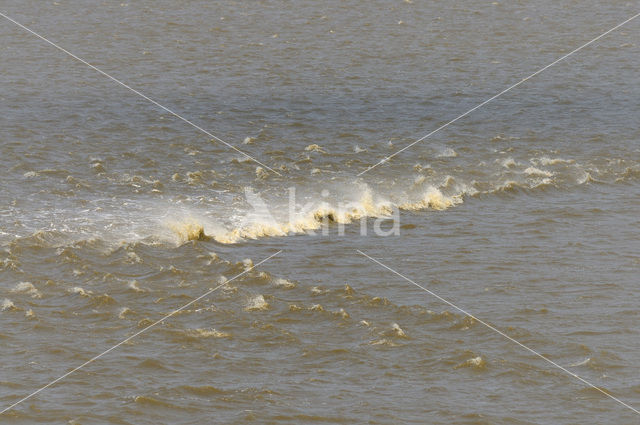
<box><xmin>437</xmin><ymin>148</ymin><xmax>458</xmax><ymax>158</ymax></box>
<box><xmin>273</xmin><ymin>278</ymin><xmax>296</xmax><ymax>289</ymax></box>
<box><xmin>391</xmin><ymin>323</ymin><xmax>407</xmax><ymax>337</ymax></box>
<box><xmin>304</xmin><ymin>144</ymin><xmax>326</xmax><ymax>153</ymax></box>
<box><xmin>11</xmin><ymin>282</ymin><xmax>41</xmax><ymax>298</ymax></box>
<box><xmin>118</xmin><ymin>307</ymin><xmax>132</xmax><ymax>319</ymax></box>
<box><xmin>499</xmin><ymin>157</ymin><xmax>517</xmax><ymax>168</ymax></box>
<box><xmin>245</xmin><ymin>295</ymin><xmax>269</xmax><ymax>311</ymax></box>
<box><xmin>524</xmin><ymin>166</ymin><xmax>554</xmax><ymax>177</ymax></box>
<box><xmin>400</xmin><ymin>186</ymin><xmax>461</xmax><ymax>211</ymax></box>
<box><xmin>69</xmin><ymin>287</ymin><xmax>92</xmax><ymax>297</ymax></box>
<box><xmin>127</xmin><ymin>280</ymin><xmax>145</xmax><ymax>292</ymax></box>
<box><xmin>455</xmin><ymin>356</ymin><xmax>486</xmax><ymax>369</ymax></box>
<box><xmin>255</xmin><ymin>167</ymin><xmax>269</xmax><ymax>179</ymax></box>
<box><xmin>570</xmin><ymin>357</ymin><xmax>591</xmax><ymax>367</ymax></box>
<box><xmin>536</xmin><ymin>156</ymin><xmax>573</xmax><ymax>166</ymax></box>
<box><xmin>186</xmin><ymin>328</ymin><xmax>230</xmax><ymax>338</ymax></box>
<box><xmin>2</xmin><ymin>299</ymin><xmax>16</xmax><ymax>311</ymax></box>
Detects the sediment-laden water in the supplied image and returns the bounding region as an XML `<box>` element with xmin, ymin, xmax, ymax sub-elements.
<box><xmin>1</xmin><ymin>1</ymin><xmax>639</xmax><ymax>423</ymax></box>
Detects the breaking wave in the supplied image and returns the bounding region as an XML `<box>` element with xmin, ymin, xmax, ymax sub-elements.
<box><xmin>3</xmin><ymin>152</ymin><xmax>638</xmax><ymax>248</ymax></box>
<box><xmin>162</xmin><ymin>181</ymin><xmax>470</xmax><ymax>245</ymax></box>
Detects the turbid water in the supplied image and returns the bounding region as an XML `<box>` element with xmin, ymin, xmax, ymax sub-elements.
<box><xmin>1</xmin><ymin>1</ymin><xmax>639</xmax><ymax>423</ymax></box>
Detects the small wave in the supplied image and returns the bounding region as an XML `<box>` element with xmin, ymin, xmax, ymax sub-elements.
<box><xmin>127</xmin><ymin>280</ymin><xmax>145</xmax><ymax>293</ymax></box>
<box><xmin>577</xmin><ymin>171</ymin><xmax>596</xmax><ymax>185</ymax></box>
<box><xmin>1</xmin><ymin>298</ymin><xmax>17</xmax><ymax>311</ymax></box>
<box><xmin>499</xmin><ymin>157</ymin><xmax>517</xmax><ymax>168</ymax></box>
<box><xmin>390</xmin><ymin>323</ymin><xmax>407</xmax><ymax>337</ymax></box>
<box><xmin>166</xmin><ymin>219</ymin><xmax>208</xmax><ymax>243</ymax></box>
<box><xmin>133</xmin><ymin>395</ymin><xmax>186</xmax><ymax>410</ymax></box>
<box><xmin>184</xmin><ymin>328</ymin><xmax>231</xmax><ymax>338</ymax></box>
<box><xmin>495</xmin><ymin>180</ymin><xmax>532</xmax><ymax>192</ymax></box>
<box><xmin>454</xmin><ymin>356</ymin><xmax>486</xmax><ymax>370</ymax></box>
<box><xmin>523</xmin><ymin>166</ymin><xmax>554</xmax><ymax>177</ymax></box>
<box><xmin>617</xmin><ymin>166</ymin><xmax>640</xmax><ymax>182</ymax></box>
<box><xmin>118</xmin><ymin>307</ymin><xmax>134</xmax><ymax>319</ymax></box>
<box><xmin>311</xmin><ymin>286</ymin><xmax>329</xmax><ymax>295</ymax></box>
<box><xmin>245</xmin><ymin>295</ymin><xmax>269</xmax><ymax>311</ymax></box>
<box><xmin>309</xmin><ymin>304</ymin><xmax>324</xmax><ymax>311</ymax></box>
<box><xmin>436</xmin><ymin>147</ymin><xmax>458</xmax><ymax>158</ymax></box>
<box><xmin>273</xmin><ymin>278</ymin><xmax>296</xmax><ymax>289</ymax></box>
<box><xmin>333</xmin><ymin>308</ymin><xmax>350</xmax><ymax>319</ymax></box>
<box><xmin>126</xmin><ymin>251</ymin><xmax>142</xmax><ymax>264</ymax></box>
<box><xmin>399</xmin><ymin>186</ymin><xmax>462</xmax><ymax>211</ymax></box>
<box><xmin>534</xmin><ymin>156</ymin><xmax>574</xmax><ymax>166</ymax></box>
<box><xmin>304</xmin><ymin>144</ymin><xmax>326</xmax><ymax>153</ymax></box>
<box><xmin>569</xmin><ymin>357</ymin><xmax>591</xmax><ymax>367</ymax></box>
<box><xmin>369</xmin><ymin>338</ymin><xmax>402</xmax><ymax>347</ymax></box>
<box><xmin>69</xmin><ymin>287</ymin><xmax>92</xmax><ymax>297</ymax></box>
<box><xmin>255</xmin><ymin>166</ymin><xmax>269</xmax><ymax>180</ymax></box>
<box><xmin>11</xmin><ymin>282</ymin><xmax>41</xmax><ymax>299</ymax></box>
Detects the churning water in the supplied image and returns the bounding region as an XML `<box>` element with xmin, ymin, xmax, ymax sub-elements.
<box><xmin>1</xmin><ymin>1</ymin><xmax>639</xmax><ymax>423</ymax></box>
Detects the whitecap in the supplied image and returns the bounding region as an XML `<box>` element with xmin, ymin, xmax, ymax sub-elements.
<box><xmin>245</xmin><ymin>295</ymin><xmax>269</xmax><ymax>311</ymax></box>
<box><xmin>11</xmin><ymin>282</ymin><xmax>41</xmax><ymax>298</ymax></box>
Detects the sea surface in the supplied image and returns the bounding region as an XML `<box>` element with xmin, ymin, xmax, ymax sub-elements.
<box><xmin>1</xmin><ymin>1</ymin><xmax>639</xmax><ymax>424</ymax></box>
